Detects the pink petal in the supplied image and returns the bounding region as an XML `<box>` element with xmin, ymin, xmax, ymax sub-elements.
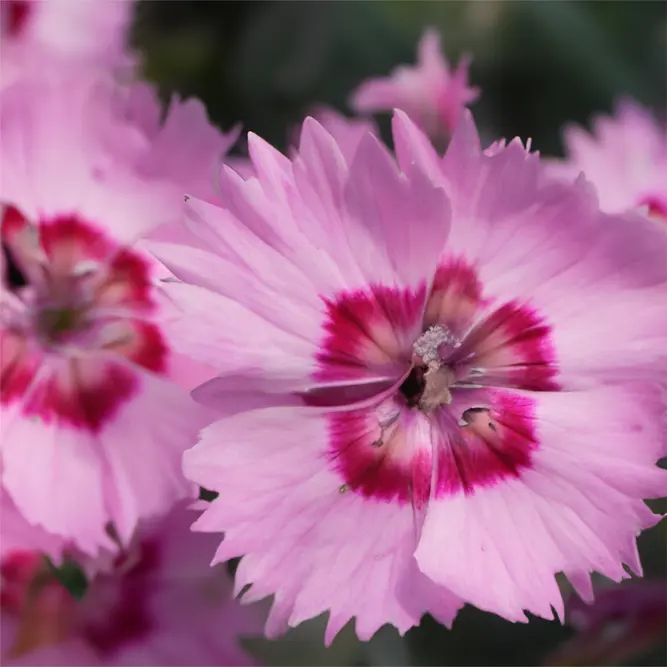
<box><xmin>0</xmin><ymin>364</ymin><xmax>209</xmax><ymax>555</ymax></box>
<box><xmin>304</xmin><ymin>106</ymin><xmax>379</xmax><ymax>163</ymax></box>
<box><xmin>550</xmin><ymin>98</ymin><xmax>667</xmax><ymax>215</ymax></box>
<box><xmin>97</xmin><ymin>370</ymin><xmax>210</xmax><ymax>544</ymax></box>
<box><xmin>430</xmin><ymin>115</ymin><xmax>667</xmax><ymax>384</ymax></box>
<box><xmin>1</xmin><ymin>0</ymin><xmax>136</xmax><ymax>89</ymax></box>
<box><xmin>20</xmin><ymin>0</ymin><xmax>135</xmax><ymax>63</ymax></box>
<box><xmin>157</xmin><ymin>279</ymin><xmax>320</xmax><ymax>381</ymax></box>
<box><xmin>0</xmin><ymin>73</ymin><xmax>177</xmax><ymax>244</ymax></box>
<box><xmin>344</xmin><ymin>131</ymin><xmax>451</xmax><ymax>290</ymax></box>
<box><xmin>1</xmin><ymin>406</ymin><xmax>114</xmax><ymax>555</ymax></box>
<box><xmin>392</xmin><ymin>109</ymin><xmax>444</xmax><ymax>184</ymax></box>
<box><xmin>415</xmin><ymin>384</ymin><xmax>666</xmax><ymax>621</ymax></box>
<box><xmin>185</xmin><ymin>406</ymin><xmax>462</xmax><ymax>644</ymax></box>
<box><xmin>127</xmin><ymin>84</ymin><xmax>241</xmax><ymax>202</ymax></box>
<box><xmin>0</xmin><ymin>488</ymin><xmax>68</xmax><ymax>562</ymax></box>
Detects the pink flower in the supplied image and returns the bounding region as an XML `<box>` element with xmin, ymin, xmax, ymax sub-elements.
<box><xmin>350</xmin><ymin>28</ymin><xmax>479</xmax><ymax>144</ymax></box>
<box><xmin>1</xmin><ymin>503</ymin><xmax>261</xmax><ymax>666</ymax></box>
<box><xmin>544</xmin><ymin>579</ymin><xmax>667</xmax><ymax>666</ymax></box>
<box><xmin>0</xmin><ymin>71</ymin><xmax>238</xmax><ymax>555</ymax></box>
<box><xmin>147</xmin><ymin>110</ymin><xmax>667</xmax><ymax>643</ymax></box>
<box><xmin>551</xmin><ymin>100</ymin><xmax>667</xmax><ymax>223</ymax></box>
<box><xmin>0</xmin><ymin>0</ymin><xmax>137</xmax><ymax>88</ymax></box>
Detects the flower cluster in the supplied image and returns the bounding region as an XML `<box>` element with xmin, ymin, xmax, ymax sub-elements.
<box><xmin>1</xmin><ymin>4</ymin><xmax>666</xmax><ymax>664</ymax></box>
<box><xmin>1</xmin><ymin>2</ymin><xmax>256</xmax><ymax>664</ymax></box>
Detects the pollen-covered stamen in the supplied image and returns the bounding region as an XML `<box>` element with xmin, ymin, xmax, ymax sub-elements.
<box><xmin>412</xmin><ymin>324</ymin><xmax>459</xmax><ymax>370</ymax></box>
<box><xmin>403</xmin><ymin>325</ymin><xmax>461</xmax><ymax>412</ymax></box>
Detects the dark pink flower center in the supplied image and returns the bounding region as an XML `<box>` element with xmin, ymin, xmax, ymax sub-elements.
<box><xmin>78</xmin><ymin>539</ymin><xmax>159</xmax><ymax>656</ymax></box>
<box><xmin>315</xmin><ymin>259</ymin><xmax>558</xmax><ymax>505</ymax></box>
<box><xmin>638</xmin><ymin>194</ymin><xmax>667</xmax><ymax>223</ymax></box>
<box><xmin>1</xmin><ymin>206</ymin><xmax>167</xmax><ymax>433</ymax></box>
<box><xmin>1</xmin><ymin>1</ymin><xmax>31</xmax><ymax>38</ymax></box>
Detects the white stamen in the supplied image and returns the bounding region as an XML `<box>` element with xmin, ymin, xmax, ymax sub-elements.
<box><xmin>413</xmin><ymin>324</ymin><xmax>459</xmax><ymax>368</ymax></box>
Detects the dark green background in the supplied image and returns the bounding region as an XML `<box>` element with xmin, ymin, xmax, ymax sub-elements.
<box><xmin>131</xmin><ymin>2</ymin><xmax>666</xmax><ymax>665</ymax></box>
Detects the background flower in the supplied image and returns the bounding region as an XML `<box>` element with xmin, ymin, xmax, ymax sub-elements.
<box><xmin>548</xmin><ymin>100</ymin><xmax>667</xmax><ymax>222</ymax></box>
<box><xmin>0</xmin><ymin>71</ymin><xmax>234</xmax><ymax>554</ymax></box>
<box><xmin>1</xmin><ymin>503</ymin><xmax>263</xmax><ymax>666</ymax></box>
<box><xmin>350</xmin><ymin>28</ymin><xmax>479</xmax><ymax>145</ymax></box>
<box><xmin>0</xmin><ymin>0</ymin><xmax>137</xmax><ymax>88</ymax></box>
<box><xmin>543</xmin><ymin>579</ymin><xmax>667</xmax><ymax>666</ymax></box>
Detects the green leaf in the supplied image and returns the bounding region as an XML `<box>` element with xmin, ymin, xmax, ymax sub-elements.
<box><xmin>44</xmin><ymin>556</ymin><xmax>88</xmax><ymax>600</ymax></box>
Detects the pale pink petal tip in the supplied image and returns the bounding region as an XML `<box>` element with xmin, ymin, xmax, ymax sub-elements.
<box><xmin>349</xmin><ymin>27</ymin><xmax>480</xmax><ymax>141</ymax></box>
<box><xmin>0</xmin><ymin>487</ymin><xmax>68</xmax><ymax>562</ymax></box>
<box><xmin>290</xmin><ymin>106</ymin><xmax>380</xmax><ymax>163</ymax></box>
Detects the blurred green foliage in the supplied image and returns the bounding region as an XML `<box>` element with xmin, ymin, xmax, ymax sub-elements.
<box><xmin>45</xmin><ymin>555</ymin><xmax>88</xmax><ymax>600</ymax></box>
<box><xmin>130</xmin><ymin>2</ymin><xmax>666</xmax><ymax>665</ymax></box>
<box><xmin>131</xmin><ymin>0</ymin><xmax>666</xmax><ymax>155</ymax></box>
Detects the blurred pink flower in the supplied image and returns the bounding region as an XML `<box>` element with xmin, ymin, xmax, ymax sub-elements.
<box><xmin>544</xmin><ymin>579</ymin><xmax>667</xmax><ymax>666</ymax></box>
<box><xmin>0</xmin><ymin>0</ymin><xmax>137</xmax><ymax>88</ymax></box>
<box><xmin>551</xmin><ymin>100</ymin><xmax>667</xmax><ymax>223</ymax></box>
<box><xmin>0</xmin><ymin>71</ymin><xmax>239</xmax><ymax>555</ymax></box>
<box><xmin>350</xmin><ymin>28</ymin><xmax>479</xmax><ymax>144</ymax></box>
<box><xmin>147</xmin><ymin>110</ymin><xmax>667</xmax><ymax>643</ymax></box>
<box><xmin>1</xmin><ymin>503</ymin><xmax>261</xmax><ymax>666</ymax></box>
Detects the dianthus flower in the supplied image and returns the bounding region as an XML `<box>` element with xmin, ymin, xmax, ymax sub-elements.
<box><xmin>0</xmin><ymin>72</ymin><xmax>236</xmax><ymax>554</ymax></box>
<box><xmin>148</xmin><ymin>110</ymin><xmax>667</xmax><ymax>643</ymax></box>
<box><xmin>1</xmin><ymin>502</ymin><xmax>261</xmax><ymax>665</ymax></box>
<box><xmin>350</xmin><ymin>28</ymin><xmax>479</xmax><ymax>145</ymax></box>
